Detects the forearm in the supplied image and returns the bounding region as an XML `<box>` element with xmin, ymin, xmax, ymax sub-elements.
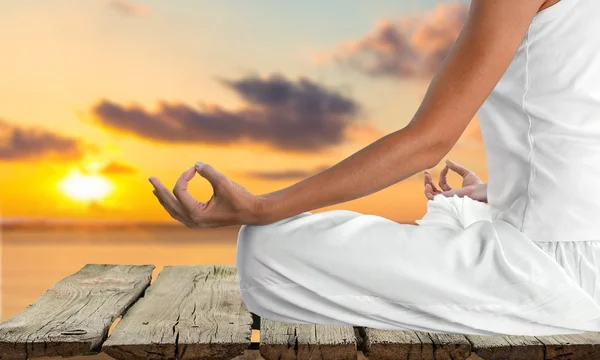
<box><xmin>256</xmin><ymin>125</ymin><xmax>449</xmax><ymax>224</ymax></box>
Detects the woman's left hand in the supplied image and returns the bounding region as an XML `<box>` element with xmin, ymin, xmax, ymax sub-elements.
<box><xmin>148</xmin><ymin>162</ymin><xmax>264</xmax><ymax>228</ymax></box>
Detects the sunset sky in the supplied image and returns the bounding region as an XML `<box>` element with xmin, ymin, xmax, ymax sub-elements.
<box><xmin>0</xmin><ymin>0</ymin><xmax>485</xmax><ymax>224</ymax></box>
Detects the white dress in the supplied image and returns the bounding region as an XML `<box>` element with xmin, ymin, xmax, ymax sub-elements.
<box><xmin>236</xmin><ymin>0</ymin><xmax>600</xmax><ymax>336</ymax></box>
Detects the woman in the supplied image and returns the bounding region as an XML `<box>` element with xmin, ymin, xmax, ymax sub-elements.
<box><xmin>149</xmin><ymin>0</ymin><xmax>600</xmax><ymax>335</ymax></box>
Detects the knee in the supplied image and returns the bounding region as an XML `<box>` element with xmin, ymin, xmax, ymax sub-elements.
<box><xmin>236</xmin><ymin>212</ymin><xmax>313</xmax><ymax>287</ymax></box>
<box><xmin>235</xmin><ymin>222</ymin><xmax>282</xmax><ymax>287</ymax></box>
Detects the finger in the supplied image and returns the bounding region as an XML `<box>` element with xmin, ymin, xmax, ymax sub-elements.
<box><xmin>152</xmin><ymin>189</ymin><xmax>188</xmax><ymax>223</ymax></box>
<box><xmin>446</xmin><ymin>159</ymin><xmax>470</xmax><ymax>177</ymax></box>
<box><xmin>152</xmin><ymin>190</ymin><xmax>198</xmax><ymax>227</ymax></box>
<box><xmin>173</xmin><ymin>166</ymin><xmax>202</xmax><ymax>214</ymax></box>
<box><xmin>195</xmin><ymin>162</ymin><xmax>228</xmax><ymax>192</ymax></box>
<box><xmin>149</xmin><ymin>177</ymin><xmax>188</xmax><ymax>218</ymax></box>
<box><xmin>439</xmin><ymin>165</ymin><xmax>453</xmax><ymax>191</ymax></box>
<box><xmin>425</xmin><ymin>171</ymin><xmax>441</xmax><ymax>193</ymax></box>
<box><xmin>424</xmin><ymin>184</ymin><xmax>435</xmax><ymax>200</ymax></box>
<box><xmin>424</xmin><ymin>180</ymin><xmax>442</xmax><ymax>196</ymax></box>
<box><xmin>152</xmin><ymin>189</ymin><xmax>176</xmax><ymax>218</ymax></box>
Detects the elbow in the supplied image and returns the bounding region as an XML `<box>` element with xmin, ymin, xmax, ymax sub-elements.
<box><xmin>404</xmin><ymin>121</ymin><xmax>455</xmax><ymax>170</ymax></box>
<box><xmin>422</xmin><ymin>138</ymin><xmax>453</xmax><ymax>169</ymax></box>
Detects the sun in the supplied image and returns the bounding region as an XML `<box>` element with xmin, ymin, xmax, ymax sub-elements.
<box><xmin>59</xmin><ymin>170</ymin><xmax>113</xmax><ymax>201</ymax></box>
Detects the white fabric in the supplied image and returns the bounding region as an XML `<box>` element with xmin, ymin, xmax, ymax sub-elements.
<box><xmin>237</xmin><ymin>195</ymin><xmax>600</xmax><ymax>335</ymax></box>
<box><xmin>236</xmin><ymin>0</ymin><xmax>600</xmax><ymax>335</ymax></box>
<box><xmin>478</xmin><ymin>0</ymin><xmax>600</xmax><ymax>243</ymax></box>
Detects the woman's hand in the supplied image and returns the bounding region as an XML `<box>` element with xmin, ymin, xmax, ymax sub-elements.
<box><xmin>423</xmin><ymin>159</ymin><xmax>487</xmax><ymax>203</ymax></box>
<box><xmin>148</xmin><ymin>162</ymin><xmax>264</xmax><ymax>228</ymax></box>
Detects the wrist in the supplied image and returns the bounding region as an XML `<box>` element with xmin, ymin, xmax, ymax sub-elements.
<box><xmin>479</xmin><ymin>183</ymin><xmax>488</xmax><ymax>203</ymax></box>
<box><xmin>470</xmin><ymin>183</ymin><xmax>488</xmax><ymax>203</ymax></box>
<box><xmin>483</xmin><ymin>183</ymin><xmax>488</xmax><ymax>203</ymax></box>
<box><xmin>254</xmin><ymin>193</ymin><xmax>277</xmax><ymax>225</ymax></box>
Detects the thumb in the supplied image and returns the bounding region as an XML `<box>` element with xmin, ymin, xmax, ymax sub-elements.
<box><xmin>195</xmin><ymin>162</ymin><xmax>226</xmax><ymax>191</ymax></box>
<box><xmin>441</xmin><ymin>186</ymin><xmax>471</xmax><ymax>198</ymax></box>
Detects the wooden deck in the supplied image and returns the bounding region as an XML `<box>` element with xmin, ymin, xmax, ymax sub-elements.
<box><xmin>1</xmin><ymin>264</ymin><xmax>599</xmax><ymax>360</ymax></box>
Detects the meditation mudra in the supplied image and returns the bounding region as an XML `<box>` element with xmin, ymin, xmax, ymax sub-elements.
<box><xmin>148</xmin><ymin>0</ymin><xmax>600</xmax><ymax>335</ymax></box>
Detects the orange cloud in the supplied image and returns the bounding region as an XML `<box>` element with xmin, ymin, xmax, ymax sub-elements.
<box><xmin>98</xmin><ymin>161</ymin><xmax>137</xmax><ymax>175</ymax></box>
<box><xmin>344</xmin><ymin>122</ymin><xmax>384</xmax><ymax>143</ymax></box>
<box><xmin>316</xmin><ymin>2</ymin><xmax>468</xmax><ymax>78</ymax></box>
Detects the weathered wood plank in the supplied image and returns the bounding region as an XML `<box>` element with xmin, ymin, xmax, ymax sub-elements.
<box><xmin>362</xmin><ymin>328</ymin><xmax>433</xmax><ymax>360</ymax></box>
<box><xmin>428</xmin><ymin>333</ymin><xmax>471</xmax><ymax>360</ymax></box>
<box><xmin>466</xmin><ymin>335</ymin><xmax>544</xmax><ymax>360</ymax></box>
<box><xmin>0</xmin><ymin>264</ymin><xmax>154</xmax><ymax>360</ymax></box>
<box><xmin>232</xmin><ymin>349</ymin><xmax>263</xmax><ymax>360</ymax></box>
<box><xmin>536</xmin><ymin>332</ymin><xmax>600</xmax><ymax>360</ymax></box>
<box><xmin>259</xmin><ymin>318</ymin><xmax>357</xmax><ymax>360</ymax></box>
<box><xmin>354</xmin><ymin>327</ymin><xmax>363</xmax><ymax>352</ymax></box>
<box><xmin>102</xmin><ymin>265</ymin><xmax>253</xmax><ymax>360</ymax></box>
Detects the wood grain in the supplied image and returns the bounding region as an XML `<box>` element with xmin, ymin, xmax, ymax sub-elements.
<box><xmin>536</xmin><ymin>332</ymin><xmax>600</xmax><ymax>360</ymax></box>
<box><xmin>428</xmin><ymin>333</ymin><xmax>471</xmax><ymax>360</ymax></box>
<box><xmin>0</xmin><ymin>264</ymin><xmax>154</xmax><ymax>359</ymax></box>
<box><xmin>466</xmin><ymin>335</ymin><xmax>544</xmax><ymax>360</ymax></box>
<box><xmin>259</xmin><ymin>318</ymin><xmax>357</xmax><ymax>360</ymax></box>
<box><xmin>102</xmin><ymin>265</ymin><xmax>253</xmax><ymax>360</ymax></box>
<box><xmin>362</xmin><ymin>329</ymin><xmax>434</xmax><ymax>360</ymax></box>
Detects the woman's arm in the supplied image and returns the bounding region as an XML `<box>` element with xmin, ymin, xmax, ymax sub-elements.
<box><xmin>255</xmin><ymin>0</ymin><xmax>545</xmax><ymax>223</ymax></box>
<box><xmin>149</xmin><ymin>0</ymin><xmax>547</xmax><ymax>228</ymax></box>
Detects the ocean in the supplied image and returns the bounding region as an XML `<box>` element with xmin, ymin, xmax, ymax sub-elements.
<box><xmin>1</xmin><ymin>226</ymin><xmax>243</xmax><ymax>320</ymax></box>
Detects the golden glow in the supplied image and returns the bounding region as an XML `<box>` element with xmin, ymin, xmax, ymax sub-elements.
<box><xmin>58</xmin><ymin>170</ymin><xmax>113</xmax><ymax>202</ymax></box>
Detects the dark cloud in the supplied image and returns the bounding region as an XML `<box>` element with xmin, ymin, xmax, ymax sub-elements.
<box><xmin>318</xmin><ymin>3</ymin><xmax>468</xmax><ymax>78</ymax></box>
<box><xmin>99</xmin><ymin>161</ymin><xmax>136</xmax><ymax>175</ymax></box>
<box><xmin>244</xmin><ymin>165</ymin><xmax>330</xmax><ymax>181</ymax></box>
<box><xmin>91</xmin><ymin>74</ymin><xmax>368</xmax><ymax>152</ymax></box>
<box><xmin>0</xmin><ymin>118</ymin><xmax>84</xmax><ymax>161</ymax></box>
<box><xmin>107</xmin><ymin>0</ymin><xmax>148</xmax><ymax>17</ymax></box>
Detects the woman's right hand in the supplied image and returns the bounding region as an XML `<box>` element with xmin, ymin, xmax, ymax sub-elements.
<box><xmin>423</xmin><ymin>159</ymin><xmax>487</xmax><ymax>203</ymax></box>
